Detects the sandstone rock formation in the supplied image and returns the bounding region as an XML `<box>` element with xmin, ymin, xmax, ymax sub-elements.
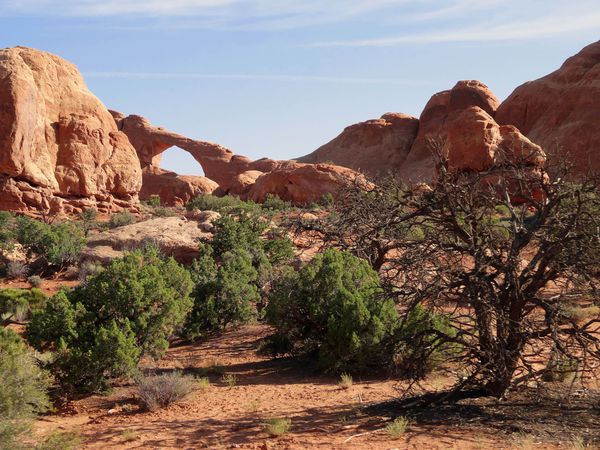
<box><xmin>443</xmin><ymin>106</ymin><xmax>545</xmax><ymax>173</ymax></box>
<box><xmin>0</xmin><ymin>47</ymin><xmax>142</xmax><ymax>214</ymax></box>
<box><xmin>298</xmin><ymin>113</ymin><xmax>419</xmax><ymax>178</ymax></box>
<box><xmin>496</xmin><ymin>40</ymin><xmax>600</xmax><ymax>174</ymax></box>
<box><xmin>248</xmin><ymin>163</ymin><xmax>362</xmax><ymax>204</ymax></box>
<box><xmin>113</xmin><ymin>112</ymin><xmax>360</xmax><ymax>205</ymax></box>
<box><xmin>140</xmin><ymin>166</ymin><xmax>218</xmax><ymax>206</ymax></box>
<box><xmin>299</xmin><ymin>80</ymin><xmax>507</xmax><ymax>184</ymax></box>
<box><xmin>82</xmin><ymin>216</ymin><xmax>214</xmax><ymax>264</ymax></box>
<box><xmin>398</xmin><ymin>80</ymin><xmax>501</xmax><ymax>182</ymax></box>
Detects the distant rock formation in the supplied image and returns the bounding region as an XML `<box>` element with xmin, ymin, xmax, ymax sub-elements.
<box><xmin>298</xmin><ymin>113</ymin><xmax>419</xmax><ymax>178</ymax></box>
<box><xmin>0</xmin><ymin>47</ymin><xmax>142</xmax><ymax>214</ymax></box>
<box><xmin>113</xmin><ymin>112</ymin><xmax>360</xmax><ymax>205</ymax></box>
<box><xmin>496</xmin><ymin>40</ymin><xmax>600</xmax><ymax>174</ymax></box>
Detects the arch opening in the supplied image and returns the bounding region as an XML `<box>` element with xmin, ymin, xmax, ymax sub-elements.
<box><xmin>158</xmin><ymin>146</ymin><xmax>205</xmax><ymax>177</ymax></box>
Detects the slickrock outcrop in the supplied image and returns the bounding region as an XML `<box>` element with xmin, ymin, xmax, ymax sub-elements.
<box><xmin>82</xmin><ymin>216</ymin><xmax>214</xmax><ymax>264</ymax></box>
<box><xmin>0</xmin><ymin>47</ymin><xmax>142</xmax><ymax>214</ymax></box>
<box><xmin>399</xmin><ymin>80</ymin><xmax>501</xmax><ymax>182</ymax></box>
<box><xmin>140</xmin><ymin>166</ymin><xmax>218</xmax><ymax>206</ymax></box>
<box><xmin>496</xmin><ymin>40</ymin><xmax>600</xmax><ymax>174</ymax></box>
<box><xmin>298</xmin><ymin>113</ymin><xmax>419</xmax><ymax>177</ymax></box>
<box><xmin>248</xmin><ymin>163</ymin><xmax>361</xmax><ymax>204</ymax></box>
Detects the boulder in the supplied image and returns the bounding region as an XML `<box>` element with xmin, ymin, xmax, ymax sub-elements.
<box><xmin>496</xmin><ymin>40</ymin><xmax>600</xmax><ymax>174</ymax></box>
<box><xmin>298</xmin><ymin>113</ymin><xmax>419</xmax><ymax>178</ymax></box>
<box><xmin>248</xmin><ymin>163</ymin><xmax>362</xmax><ymax>205</ymax></box>
<box><xmin>140</xmin><ymin>166</ymin><xmax>218</xmax><ymax>206</ymax></box>
<box><xmin>0</xmin><ymin>47</ymin><xmax>142</xmax><ymax>214</ymax></box>
<box><xmin>83</xmin><ymin>217</ymin><xmax>212</xmax><ymax>264</ymax></box>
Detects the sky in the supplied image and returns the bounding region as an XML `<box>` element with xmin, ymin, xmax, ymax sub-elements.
<box><xmin>0</xmin><ymin>0</ymin><xmax>598</xmax><ymax>176</ymax></box>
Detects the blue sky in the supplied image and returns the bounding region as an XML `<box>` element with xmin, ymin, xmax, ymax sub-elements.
<box><xmin>0</xmin><ymin>0</ymin><xmax>598</xmax><ymax>176</ymax></box>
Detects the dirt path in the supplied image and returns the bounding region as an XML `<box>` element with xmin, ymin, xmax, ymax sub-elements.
<box><xmin>33</xmin><ymin>325</ymin><xmax>576</xmax><ymax>449</ymax></box>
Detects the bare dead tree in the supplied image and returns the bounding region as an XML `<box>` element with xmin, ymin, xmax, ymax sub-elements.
<box><xmin>293</xmin><ymin>149</ymin><xmax>600</xmax><ymax>399</ymax></box>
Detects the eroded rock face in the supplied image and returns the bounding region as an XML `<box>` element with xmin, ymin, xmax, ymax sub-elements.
<box><xmin>298</xmin><ymin>113</ymin><xmax>419</xmax><ymax>177</ymax></box>
<box><xmin>112</xmin><ymin>113</ymin><xmax>252</xmax><ymax>191</ymax></box>
<box><xmin>399</xmin><ymin>80</ymin><xmax>501</xmax><ymax>182</ymax></box>
<box><xmin>140</xmin><ymin>166</ymin><xmax>218</xmax><ymax>206</ymax></box>
<box><xmin>0</xmin><ymin>47</ymin><xmax>142</xmax><ymax>214</ymax></box>
<box><xmin>248</xmin><ymin>163</ymin><xmax>362</xmax><ymax>204</ymax></box>
<box><xmin>114</xmin><ymin>112</ymin><xmax>360</xmax><ymax>205</ymax></box>
<box><xmin>496</xmin><ymin>40</ymin><xmax>600</xmax><ymax>174</ymax></box>
<box><xmin>443</xmin><ymin>106</ymin><xmax>546</xmax><ymax>172</ymax></box>
<box><xmin>82</xmin><ymin>216</ymin><xmax>213</xmax><ymax>264</ymax></box>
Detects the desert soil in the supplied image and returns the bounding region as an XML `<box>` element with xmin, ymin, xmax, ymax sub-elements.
<box><xmin>29</xmin><ymin>323</ymin><xmax>596</xmax><ymax>449</ymax></box>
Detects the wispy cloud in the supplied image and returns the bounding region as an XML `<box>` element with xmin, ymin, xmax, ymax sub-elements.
<box><xmin>316</xmin><ymin>2</ymin><xmax>600</xmax><ymax>46</ymax></box>
<box><xmin>85</xmin><ymin>71</ymin><xmax>432</xmax><ymax>86</ymax></box>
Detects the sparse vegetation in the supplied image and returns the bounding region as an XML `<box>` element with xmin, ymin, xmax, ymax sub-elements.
<box><xmin>186</xmin><ymin>194</ymin><xmax>259</xmax><ymax>214</ymax></box>
<box><xmin>108</xmin><ymin>211</ymin><xmax>136</xmax><ymax>229</ymax></box>
<box><xmin>221</xmin><ymin>373</ymin><xmax>237</xmax><ymax>387</ymax></box>
<box><xmin>0</xmin><ymin>288</ymin><xmax>46</xmax><ymax>326</ymax></box>
<box><xmin>120</xmin><ymin>429</ymin><xmax>138</xmax><ymax>443</ymax></box>
<box><xmin>338</xmin><ymin>373</ymin><xmax>353</xmax><ymax>389</ymax></box>
<box><xmin>6</xmin><ymin>261</ymin><xmax>28</xmax><ymax>279</ymax></box>
<box><xmin>35</xmin><ymin>431</ymin><xmax>82</xmax><ymax>450</ymax></box>
<box><xmin>27</xmin><ymin>275</ymin><xmax>43</xmax><ymax>288</ymax></box>
<box><xmin>263</xmin><ymin>418</ymin><xmax>291</xmax><ymax>437</ymax></box>
<box><xmin>196</xmin><ymin>377</ymin><xmax>211</xmax><ymax>389</ymax></box>
<box><xmin>386</xmin><ymin>417</ymin><xmax>409</xmax><ymax>439</ymax></box>
<box><xmin>78</xmin><ymin>208</ymin><xmax>98</xmax><ymax>237</ymax></box>
<box><xmin>137</xmin><ymin>372</ymin><xmax>195</xmax><ymax>411</ymax></box>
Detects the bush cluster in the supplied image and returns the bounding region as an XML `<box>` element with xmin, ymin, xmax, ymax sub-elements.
<box><xmin>14</xmin><ymin>216</ymin><xmax>85</xmax><ymax>269</ymax></box>
<box><xmin>27</xmin><ymin>248</ymin><xmax>193</xmax><ymax>392</ymax></box>
<box><xmin>0</xmin><ymin>328</ymin><xmax>52</xmax><ymax>450</ymax></box>
<box><xmin>183</xmin><ymin>212</ymin><xmax>294</xmax><ymax>340</ymax></box>
<box><xmin>186</xmin><ymin>194</ymin><xmax>260</xmax><ymax>214</ymax></box>
<box><xmin>264</xmin><ymin>249</ymin><xmax>399</xmax><ymax>372</ymax></box>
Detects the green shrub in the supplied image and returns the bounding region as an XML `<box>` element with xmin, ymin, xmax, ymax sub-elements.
<box><xmin>264</xmin><ymin>249</ymin><xmax>398</xmax><ymax>372</ymax></box>
<box><xmin>386</xmin><ymin>417</ymin><xmax>409</xmax><ymax>439</ymax></box>
<box><xmin>186</xmin><ymin>194</ymin><xmax>259</xmax><ymax>214</ymax></box>
<box><xmin>183</xmin><ymin>247</ymin><xmax>259</xmax><ymax>340</ymax></box>
<box><xmin>392</xmin><ymin>305</ymin><xmax>459</xmax><ymax>378</ymax></box>
<box><xmin>0</xmin><ymin>288</ymin><xmax>46</xmax><ymax>326</ymax></box>
<box><xmin>15</xmin><ymin>217</ymin><xmax>85</xmax><ymax>269</ymax></box>
<box><xmin>27</xmin><ymin>249</ymin><xmax>193</xmax><ymax>392</ymax></box>
<box><xmin>0</xmin><ymin>211</ymin><xmax>15</xmax><ymax>249</ymax></box>
<box><xmin>108</xmin><ymin>211</ymin><xmax>136</xmax><ymax>229</ymax></box>
<box><xmin>262</xmin><ymin>194</ymin><xmax>290</xmax><ymax>212</ymax></box>
<box><xmin>183</xmin><ymin>213</ymin><xmax>293</xmax><ymax>340</ymax></box>
<box><xmin>78</xmin><ymin>208</ymin><xmax>98</xmax><ymax>237</ymax></box>
<box><xmin>319</xmin><ymin>192</ymin><xmax>335</xmax><ymax>208</ymax></box>
<box><xmin>145</xmin><ymin>196</ymin><xmax>161</xmax><ymax>207</ymax></box>
<box><xmin>77</xmin><ymin>260</ymin><xmax>103</xmax><ymax>282</ymax></box>
<box><xmin>137</xmin><ymin>372</ymin><xmax>194</xmax><ymax>411</ymax></box>
<box><xmin>263</xmin><ymin>418</ymin><xmax>291</xmax><ymax>437</ymax></box>
<box><xmin>0</xmin><ymin>328</ymin><xmax>51</xmax><ymax>450</ymax></box>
